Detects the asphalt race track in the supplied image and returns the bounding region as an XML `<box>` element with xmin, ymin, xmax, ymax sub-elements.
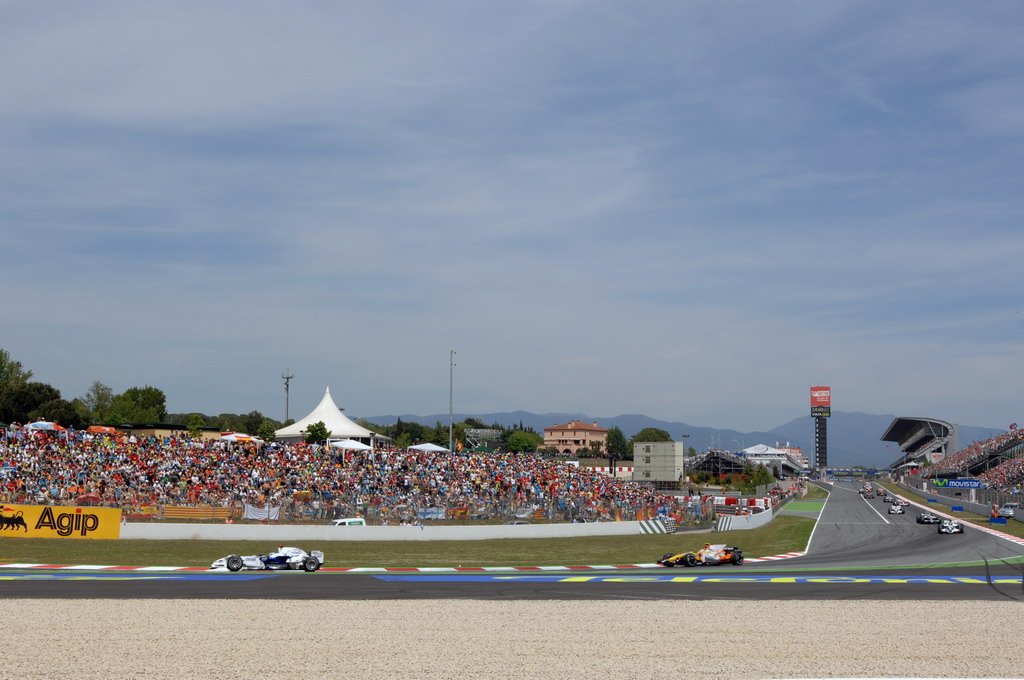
<box><xmin>2</xmin><ymin>481</ymin><xmax>1023</xmax><ymax>600</ymax></box>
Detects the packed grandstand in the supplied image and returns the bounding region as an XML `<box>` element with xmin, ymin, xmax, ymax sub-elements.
<box><xmin>922</xmin><ymin>428</ymin><xmax>1024</xmax><ymax>492</ymax></box>
<box><xmin>0</xmin><ymin>426</ymin><xmax>700</xmax><ymax>524</ymax></box>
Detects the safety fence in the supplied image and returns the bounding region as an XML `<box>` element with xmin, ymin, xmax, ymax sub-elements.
<box><xmin>48</xmin><ymin>496</ymin><xmax>710</xmax><ymax>526</ymax></box>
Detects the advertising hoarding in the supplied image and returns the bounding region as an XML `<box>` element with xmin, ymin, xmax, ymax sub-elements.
<box><xmin>0</xmin><ymin>504</ymin><xmax>122</xmax><ymax>539</ymax></box>
<box><xmin>810</xmin><ymin>386</ymin><xmax>831</xmax><ymax>417</ymax></box>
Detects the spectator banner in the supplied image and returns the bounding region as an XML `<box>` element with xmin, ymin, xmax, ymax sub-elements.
<box><xmin>243</xmin><ymin>504</ymin><xmax>280</xmax><ymax>521</ymax></box>
<box><xmin>0</xmin><ymin>504</ymin><xmax>121</xmax><ymax>539</ymax></box>
<box><xmin>417</xmin><ymin>507</ymin><xmax>446</xmax><ymax>520</ymax></box>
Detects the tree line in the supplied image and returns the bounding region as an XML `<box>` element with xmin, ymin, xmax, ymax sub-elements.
<box><xmin>1</xmin><ymin>348</ymin><xmax>694</xmax><ymax>458</ymax></box>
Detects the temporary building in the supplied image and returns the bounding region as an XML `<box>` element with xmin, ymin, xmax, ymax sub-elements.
<box><xmin>274</xmin><ymin>388</ymin><xmax>377</xmax><ymax>444</ymax></box>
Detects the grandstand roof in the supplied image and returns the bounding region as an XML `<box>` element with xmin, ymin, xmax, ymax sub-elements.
<box><xmin>881</xmin><ymin>416</ymin><xmax>956</xmax><ymax>468</ymax></box>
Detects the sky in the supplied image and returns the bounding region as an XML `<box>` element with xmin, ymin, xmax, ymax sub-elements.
<box><xmin>2</xmin><ymin>1</ymin><xmax>1023</xmax><ymax>432</ymax></box>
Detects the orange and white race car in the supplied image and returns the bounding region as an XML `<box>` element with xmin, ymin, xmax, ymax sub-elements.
<box><xmin>657</xmin><ymin>543</ymin><xmax>744</xmax><ymax>567</ymax></box>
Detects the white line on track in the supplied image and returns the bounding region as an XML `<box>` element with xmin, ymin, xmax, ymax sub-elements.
<box><xmin>862</xmin><ymin>493</ymin><xmax>891</xmax><ymax>524</ymax></box>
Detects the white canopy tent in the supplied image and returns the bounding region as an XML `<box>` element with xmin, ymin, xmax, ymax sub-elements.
<box><xmin>274</xmin><ymin>388</ymin><xmax>378</xmax><ymax>444</ymax></box>
<box><xmin>328</xmin><ymin>438</ymin><xmax>371</xmax><ymax>451</ymax></box>
<box><xmin>408</xmin><ymin>443</ymin><xmax>450</xmax><ymax>453</ymax></box>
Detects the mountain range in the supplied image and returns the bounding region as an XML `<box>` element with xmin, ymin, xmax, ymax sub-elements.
<box><xmin>366</xmin><ymin>410</ymin><xmax>1004</xmax><ymax>468</ymax></box>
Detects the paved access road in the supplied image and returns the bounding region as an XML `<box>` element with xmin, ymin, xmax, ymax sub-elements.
<box><xmin>1</xmin><ymin>481</ymin><xmax>1022</xmax><ymax>600</ymax></box>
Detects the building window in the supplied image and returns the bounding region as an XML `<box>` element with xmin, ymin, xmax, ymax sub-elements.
<box><xmin>644</xmin><ymin>456</ymin><xmax>651</xmax><ymax>464</ymax></box>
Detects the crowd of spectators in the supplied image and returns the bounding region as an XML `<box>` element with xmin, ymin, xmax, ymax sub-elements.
<box><xmin>0</xmin><ymin>427</ymin><xmax>687</xmax><ymax>523</ymax></box>
<box><xmin>924</xmin><ymin>432</ymin><xmax>1021</xmax><ymax>478</ymax></box>
<box><xmin>978</xmin><ymin>455</ymin><xmax>1024</xmax><ymax>493</ymax></box>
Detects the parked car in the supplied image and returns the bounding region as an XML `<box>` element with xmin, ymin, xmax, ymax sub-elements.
<box><xmin>997</xmin><ymin>503</ymin><xmax>1019</xmax><ymax>519</ymax></box>
<box><xmin>331</xmin><ymin>517</ymin><xmax>367</xmax><ymax>526</ymax></box>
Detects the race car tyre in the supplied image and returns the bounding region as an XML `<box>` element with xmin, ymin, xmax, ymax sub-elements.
<box><xmin>226</xmin><ymin>555</ymin><xmax>243</xmax><ymax>572</ymax></box>
<box><xmin>683</xmin><ymin>553</ymin><xmax>698</xmax><ymax>568</ymax></box>
<box><xmin>731</xmin><ymin>553</ymin><xmax>744</xmax><ymax>565</ymax></box>
<box><xmin>302</xmin><ymin>556</ymin><xmax>320</xmax><ymax>572</ymax></box>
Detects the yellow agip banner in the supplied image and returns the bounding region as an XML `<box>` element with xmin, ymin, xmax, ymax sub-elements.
<box><xmin>0</xmin><ymin>504</ymin><xmax>121</xmax><ymax>539</ymax></box>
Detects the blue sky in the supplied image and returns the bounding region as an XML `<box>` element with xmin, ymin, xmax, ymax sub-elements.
<box><xmin>2</xmin><ymin>1</ymin><xmax>1022</xmax><ymax>432</ymax></box>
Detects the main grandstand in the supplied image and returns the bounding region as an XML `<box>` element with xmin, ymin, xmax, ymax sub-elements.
<box><xmin>884</xmin><ymin>416</ymin><xmax>1024</xmax><ymax>492</ymax></box>
<box><xmin>882</xmin><ymin>417</ymin><xmax>957</xmax><ymax>474</ymax></box>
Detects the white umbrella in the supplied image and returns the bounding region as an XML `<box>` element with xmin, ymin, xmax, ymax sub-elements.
<box><xmin>328</xmin><ymin>439</ymin><xmax>371</xmax><ymax>450</ymax></box>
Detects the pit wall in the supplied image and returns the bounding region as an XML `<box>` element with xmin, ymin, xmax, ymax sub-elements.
<box><xmin>121</xmin><ymin>520</ymin><xmax>651</xmax><ymax>541</ymax></box>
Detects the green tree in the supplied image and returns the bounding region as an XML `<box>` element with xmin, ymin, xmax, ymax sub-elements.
<box><xmin>257</xmin><ymin>419</ymin><xmax>277</xmax><ymax>443</ymax></box>
<box><xmin>631</xmin><ymin>427</ymin><xmax>673</xmax><ymax>443</ymax></box>
<box><xmin>606</xmin><ymin>426</ymin><xmax>630</xmax><ymax>460</ymax></box>
<box><xmin>304</xmin><ymin>421</ymin><xmax>330</xmax><ymax>444</ymax></box>
<box><xmin>109</xmin><ymin>386</ymin><xmax>167</xmax><ymax>423</ymax></box>
<box><xmin>0</xmin><ymin>348</ymin><xmax>32</xmax><ymax>389</ymax></box>
<box><xmin>241</xmin><ymin>410</ymin><xmax>264</xmax><ymax>435</ymax></box>
<box><xmin>80</xmin><ymin>381</ymin><xmax>114</xmax><ymax>423</ymax></box>
<box><xmin>0</xmin><ymin>382</ymin><xmax>61</xmax><ymax>423</ymax></box>
<box><xmin>187</xmin><ymin>413</ymin><xmax>206</xmax><ymax>438</ymax></box>
<box><xmin>30</xmin><ymin>398</ymin><xmax>85</xmax><ymax>429</ymax></box>
<box><xmin>506</xmin><ymin>430</ymin><xmax>541</xmax><ymax>452</ymax></box>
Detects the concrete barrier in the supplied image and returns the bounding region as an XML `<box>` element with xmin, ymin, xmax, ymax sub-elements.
<box><xmin>120</xmin><ymin>520</ymin><xmax>651</xmax><ymax>541</ymax></box>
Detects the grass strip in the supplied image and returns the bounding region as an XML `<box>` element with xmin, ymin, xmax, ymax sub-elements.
<box><xmin>802</xmin><ymin>485</ymin><xmax>829</xmax><ymax>500</ymax></box>
<box><xmin>0</xmin><ymin>516</ymin><xmax>816</xmax><ymax>568</ymax></box>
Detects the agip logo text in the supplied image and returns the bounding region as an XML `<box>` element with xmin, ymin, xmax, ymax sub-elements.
<box><xmin>0</xmin><ymin>504</ymin><xmax>121</xmax><ymax>539</ymax></box>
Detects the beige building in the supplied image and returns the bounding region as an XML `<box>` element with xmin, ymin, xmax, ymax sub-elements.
<box><xmin>543</xmin><ymin>420</ymin><xmax>609</xmax><ymax>456</ymax></box>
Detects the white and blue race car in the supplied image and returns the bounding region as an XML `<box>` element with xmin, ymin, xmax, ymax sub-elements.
<box><xmin>212</xmin><ymin>545</ymin><xmax>324</xmax><ymax>572</ymax></box>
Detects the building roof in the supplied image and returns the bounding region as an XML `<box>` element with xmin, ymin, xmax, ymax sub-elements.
<box><xmin>544</xmin><ymin>420</ymin><xmax>608</xmax><ymax>433</ymax></box>
<box><xmin>274</xmin><ymin>388</ymin><xmax>375</xmax><ymax>440</ymax></box>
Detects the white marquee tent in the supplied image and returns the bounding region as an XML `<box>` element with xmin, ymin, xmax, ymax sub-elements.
<box><xmin>408</xmin><ymin>442</ymin><xmax>450</xmax><ymax>453</ymax></box>
<box><xmin>274</xmin><ymin>388</ymin><xmax>378</xmax><ymax>444</ymax></box>
<box><xmin>328</xmin><ymin>438</ymin><xmax>371</xmax><ymax>451</ymax></box>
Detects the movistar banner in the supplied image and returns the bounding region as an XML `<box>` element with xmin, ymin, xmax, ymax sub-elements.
<box><xmin>934</xmin><ymin>478</ymin><xmax>980</xmax><ymax>489</ymax></box>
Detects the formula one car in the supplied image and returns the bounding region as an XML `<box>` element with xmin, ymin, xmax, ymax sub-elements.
<box><xmin>658</xmin><ymin>543</ymin><xmax>743</xmax><ymax>567</ymax></box>
<box><xmin>916</xmin><ymin>512</ymin><xmax>941</xmax><ymax>524</ymax></box>
<box><xmin>938</xmin><ymin>519</ymin><xmax>964</xmax><ymax>534</ymax></box>
<box><xmin>211</xmin><ymin>545</ymin><xmax>324</xmax><ymax>572</ymax></box>
<box><xmin>887</xmin><ymin>504</ymin><xmax>905</xmax><ymax>515</ymax></box>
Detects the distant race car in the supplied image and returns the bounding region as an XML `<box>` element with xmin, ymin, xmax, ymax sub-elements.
<box><xmin>658</xmin><ymin>543</ymin><xmax>744</xmax><ymax>567</ymax></box>
<box><xmin>211</xmin><ymin>545</ymin><xmax>324</xmax><ymax>572</ymax></box>
<box><xmin>888</xmin><ymin>504</ymin><xmax>905</xmax><ymax>515</ymax></box>
<box><xmin>916</xmin><ymin>512</ymin><xmax>941</xmax><ymax>524</ymax></box>
<box><xmin>938</xmin><ymin>520</ymin><xmax>965</xmax><ymax>534</ymax></box>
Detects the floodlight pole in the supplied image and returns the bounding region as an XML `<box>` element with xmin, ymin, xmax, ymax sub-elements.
<box><xmin>449</xmin><ymin>349</ymin><xmax>457</xmax><ymax>453</ymax></box>
<box><xmin>680</xmin><ymin>433</ymin><xmax>690</xmax><ymax>487</ymax></box>
<box><xmin>282</xmin><ymin>369</ymin><xmax>294</xmax><ymax>421</ymax></box>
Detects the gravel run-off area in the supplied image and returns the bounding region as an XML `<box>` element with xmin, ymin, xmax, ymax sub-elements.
<box><xmin>2</xmin><ymin>600</ymin><xmax>1022</xmax><ymax>679</ymax></box>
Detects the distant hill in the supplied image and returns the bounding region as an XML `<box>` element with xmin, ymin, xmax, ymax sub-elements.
<box><xmin>364</xmin><ymin>410</ymin><xmax>1006</xmax><ymax>468</ymax></box>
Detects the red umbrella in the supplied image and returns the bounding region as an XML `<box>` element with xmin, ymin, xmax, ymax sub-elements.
<box><xmin>76</xmin><ymin>493</ymin><xmax>102</xmax><ymax>506</ymax></box>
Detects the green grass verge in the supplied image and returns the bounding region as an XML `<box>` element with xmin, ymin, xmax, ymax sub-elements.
<box><xmin>0</xmin><ymin>516</ymin><xmax>816</xmax><ymax>568</ymax></box>
<box><xmin>880</xmin><ymin>482</ymin><xmax>1024</xmax><ymax>539</ymax></box>
<box><xmin>802</xmin><ymin>484</ymin><xmax>829</xmax><ymax>500</ymax></box>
